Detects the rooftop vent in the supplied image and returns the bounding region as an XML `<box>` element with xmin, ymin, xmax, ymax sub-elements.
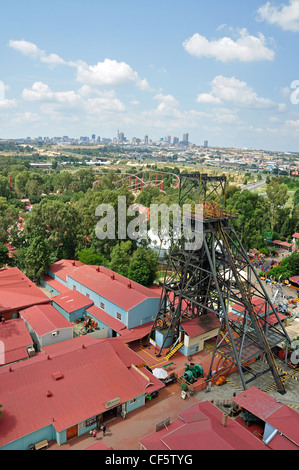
<box><xmin>52</xmin><ymin>371</ymin><xmax>64</xmax><ymax>381</ymax></box>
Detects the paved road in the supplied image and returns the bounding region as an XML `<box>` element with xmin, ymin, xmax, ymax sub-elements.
<box><xmin>240</xmin><ymin>179</ymin><xmax>266</xmax><ymax>192</ymax></box>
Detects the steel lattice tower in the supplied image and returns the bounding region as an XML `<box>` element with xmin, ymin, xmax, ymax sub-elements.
<box><xmin>148</xmin><ymin>173</ymin><xmax>291</xmax><ymax>394</ymax></box>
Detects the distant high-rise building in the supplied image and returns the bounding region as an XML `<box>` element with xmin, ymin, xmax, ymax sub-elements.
<box><xmin>91</xmin><ymin>134</ymin><xmax>96</xmax><ymax>141</ymax></box>
<box><xmin>173</xmin><ymin>137</ymin><xmax>179</xmax><ymax>144</ymax></box>
<box><xmin>204</xmin><ymin>140</ymin><xmax>208</xmax><ymax>148</ymax></box>
<box><xmin>144</xmin><ymin>134</ymin><xmax>148</xmax><ymax>144</ymax></box>
<box><xmin>182</xmin><ymin>133</ymin><xmax>189</xmax><ymax>146</ymax></box>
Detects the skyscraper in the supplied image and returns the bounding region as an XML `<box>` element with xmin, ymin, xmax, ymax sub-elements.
<box><xmin>182</xmin><ymin>133</ymin><xmax>189</xmax><ymax>146</ymax></box>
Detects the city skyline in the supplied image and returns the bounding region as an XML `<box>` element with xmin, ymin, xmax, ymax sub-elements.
<box><xmin>1</xmin><ymin>1</ymin><xmax>299</xmax><ymax>151</ymax></box>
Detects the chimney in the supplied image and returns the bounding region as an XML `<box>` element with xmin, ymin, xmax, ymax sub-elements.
<box><xmin>222</xmin><ymin>413</ymin><xmax>228</xmax><ymax>427</ymax></box>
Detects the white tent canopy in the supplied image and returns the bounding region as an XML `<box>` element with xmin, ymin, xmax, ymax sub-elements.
<box><xmin>152</xmin><ymin>368</ymin><xmax>168</xmax><ymax>380</ymax></box>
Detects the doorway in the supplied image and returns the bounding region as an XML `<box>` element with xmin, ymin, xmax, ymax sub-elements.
<box><xmin>66</xmin><ymin>424</ymin><xmax>78</xmax><ymax>441</ymax></box>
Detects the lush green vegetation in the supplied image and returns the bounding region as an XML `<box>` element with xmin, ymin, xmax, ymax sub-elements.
<box><xmin>0</xmin><ymin>146</ymin><xmax>298</xmax><ymax>286</ymax></box>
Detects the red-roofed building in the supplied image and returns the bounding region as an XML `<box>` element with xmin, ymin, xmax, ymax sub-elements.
<box><xmin>44</xmin><ymin>260</ymin><xmax>161</xmax><ymax>331</ymax></box>
<box><xmin>139</xmin><ymin>400</ymin><xmax>268</xmax><ymax>450</ymax></box>
<box><xmin>0</xmin><ymin>318</ymin><xmax>34</xmax><ymax>365</ymax></box>
<box><xmin>0</xmin><ymin>267</ymin><xmax>50</xmax><ymax>320</ymax></box>
<box><xmin>51</xmin><ymin>290</ymin><xmax>93</xmax><ymax>322</ymax></box>
<box><xmin>272</xmin><ymin>240</ymin><xmax>293</xmax><ymax>251</ymax></box>
<box><xmin>0</xmin><ymin>336</ymin><xmax>164</xmax><ymax>450</ymax></box>
<box><xmin>20</xmin><ymin>304</ymin><xmax>73</xmax><ymax>350</ymax></box>
<box><xmin>179</xmin><ymin>313</ymin><xmax>220</xmax><ymax>355</ymax></box>
<box><xmin>229</xmin><ymin>296</ymin><xmax>285</xmax><ymax>328</ymax></box>
<box><xmin>233</xmin><ymin>386</ymin><xmax>299</xmax><ymax>449</ymax></box>
<box><xmin>292</xmin><ymin>232</ymin><xmax>299</xmax><ymax>243</ymax></box>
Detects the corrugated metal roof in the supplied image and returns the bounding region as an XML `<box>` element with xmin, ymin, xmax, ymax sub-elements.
<box><xmin>20</xmin><ymin>304</ymin><xmax>73</xmax><ymax>336</ymax></box>
<box><xmin>181</xmin><ymin>313</ymin><xmax>220</xmax><ymax>338</ymax></box>
<box><xmin>85</xmin><ymin>305</ymin><xmax>126</xmax><ymax>333</ymax></box>
<box><xmin>140</xmin><ymin>401</ymin><xmax>268</xmax><ymax>450</ymax></box>
<box><xmin>0</xmin><ymin>318</ymin><xmax>33</xmax><ymax>364</ymax></box>
<box><xmin>47</xmin><ymin>261</ymin><xmax>161</xmax><ymax>311</ymax></box>
<box><xmin>0</xmin><ymin>337</ymin><xmax>163</xmax><ymax>447</ymax></box>
<box><xmin>0</xmin><ymin>267</ymin><xmax>50</xmax><ymax>314</ymax></box>
<box><xmin>52</xmin><ymin>290</ymin><xmax>93</xmax><ymax>313</ymax></box>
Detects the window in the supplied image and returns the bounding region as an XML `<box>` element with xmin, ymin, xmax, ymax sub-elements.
<box><xmin>84</xmin><ymin>416</ymin><xmax>97</xmax><ymax>428</ymax></box>
<box><xmin>100</xmin><ymin>302</ymin><xmax>105</xmax><ymax>310</ymax></box>
<box><xmin>116</xmin><ymin>312</ymin><xmax>122</xmax><ymax>321</ymax></box>
<box><xmin>129</xmin><ymin>398</ymin><xmax>137</xmax><ymax>405</ymax></box>
<box><xmin>86</xmin><ymin>293</ymin><xmax>90</xmax><ymax>299</ymax></box>
<box><xmin>73</xmin><ymin>285</ymin><xmax>77</xmax><ymax>290</ymax></box>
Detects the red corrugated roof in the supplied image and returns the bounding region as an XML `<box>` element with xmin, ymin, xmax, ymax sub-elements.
<box><xmin>66</xmin><ymin>264</ymin><xmax>161</xmax><ymax>310</ymax></box>
<box><xmin>272</xmin><ymin>240</ymin><xmax>293</xmax><ymax>248</ymax></box>
<box><xmin>49</xmin><ymin>259</ymin><xmax>84</xmax><ymax>281</ymax></box>
<box><xmin>140</xmin><ymin>401</ymin><xmax>267</xmax><ymax>450</ymax></box>
<box><xmin>43</xmin><ymin>275</ymin><xmax>71</xmax><ymax>294</ymax></box>
<box><xmin>233</xmin><ymin>386</ymin><xmax>299</xmax><ymax>448</ymax></box>
<box><xmin>85</xmin><ymin>305</ymin><xmax>126</xmax><ymax>333</ymax></box>
<box><xmin>47</xmin><ymin>261</ymin><xmax>161</xmax><ymax>311</ymax></box>
<box><xmin>181</xmin><ymin>313</ymin><xmax>220</xmax><ymax>338</ymax></box>
<box><xmin>0</xmin><ymin>318</ymin><xmax>33</xmax><ymax>364</ymax></box>
<box><xmin>52</xmin><ymin>290</ymin><xmax>93</xmax><ymax>313</ymax></box>
<box><xmin>20</xmin><ymin>304</ymin><xmax>72</xmax><ymax>336</ymax></box>
<box><xmin>292</xmin><ymin>232</ymin><xmax>299</xmax><ymax>238</ymax></box>
<box><xmin>0</xmin><ymin>267</ymin><xmax>50</xmax><ymax>314</ymax></box>
<box><xmin>0</xmin><ymin>337</ymin><xmax>164</xmax><ymax>447</ymax></box>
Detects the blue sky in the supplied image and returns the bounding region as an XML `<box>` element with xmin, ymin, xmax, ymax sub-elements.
<box><xmin>1</xmin><ymin>0</ymin><xmax>299</xmax><ymax>151</ymax></box>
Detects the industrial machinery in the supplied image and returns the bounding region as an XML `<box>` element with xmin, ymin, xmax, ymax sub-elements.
<box><xmin>147</xmin><ymin>173</ymin><xmax>292</xmax><ymax>394</ymax></box>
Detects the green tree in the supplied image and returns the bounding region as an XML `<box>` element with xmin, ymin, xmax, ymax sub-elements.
<box><xmin>25</xmin><ymin>199</ymin><xmax>81</xmax><ymax>259</ymax></box>
<box><xmin>127</xmin><ymin>246</ymin><xmax>158</xmax><ymax>286</ymax></box>
<box><xmin>225</xmin><ymin>190</ymin><xmax>270</xmax><ymax>250</ymax></box>
<box><xmin>77</xmin><ymin>247</ymin><xmax>105</xmax><ymax>266</ymax></box>
<box><xmin>0</xmin><ymin>197</ymin><xmax>19</xmax><ymax>243</ymax></box>
<box><xmin>266</xmin><ymin>179</ymin><xmax>289</xmax><ymax>232</ymax></box>
<box><xmin>0</xmin><ymin>243</ymin><xmax>9</xmax><ymax>267</ymax></box>
<box><xmin>109</xmin><ymin>241</ymin><xmax>132</xmax><ymax>277</ymax></box>
<box><xmin>23</xmin><ymin>236</ymin><xmax>51</xmax><ymax>280</ymax></box>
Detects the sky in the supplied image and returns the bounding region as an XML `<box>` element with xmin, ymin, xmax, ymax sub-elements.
<box><xmin>1</xmin><ymin>0</ymin><xmax>299</xmax><ymax>152</ymax></box>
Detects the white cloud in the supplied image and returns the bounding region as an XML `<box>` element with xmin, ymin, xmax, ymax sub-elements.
<box><xmin>0</xmin><ymin>98</ymin><xmax>17</xmax><ymax>109</ymax></box>
<box><xmin>196</xmin><ymin>75</ymin><xmax>282</xmax><ymax>109</ymax></box>
<box><xmin>8</xmin><ymin>40</ymin><xmax>66</xmax><ymax>65</ymax></box>
<box><xmin>22</xmin><ymin>82</ymin><xmax>55</xmax><ymax>101</ymax></box>
<box><xmin>85</xmin><ymin>91</ymin><xmax>126</xmax><ymax>113</ymax></box>
<box><xmin>196</xmin><ymin>93</ymin><xmax>221</xmax><ymax>104</ymax></box>
<box><xmin>154</xmin><ymin>93</ymin><xmax>179</xmax><ymax>113</ymax></box>
<box><xmin>12</xmin><ymin>112</ymin><xmax>41</xmax><ymax>124</ymax></box>
<box><xmin>22</xmin><ymin>82</ymin><xmax>126</xmax><ymax>120</ymax></box>
<box><xmin>183</xmin><ymin>28</ymin><xmax>274</xmax><ymax>62</ymax></box>
<box><xmin>76</xmin><ymin>58</ymin><xmax>150</xmax><ymax>90</ymax></box>
<box><xmin>257</xmin><ymin>0</ymin><xmax>299</xmax><ymax>32</ymax></box>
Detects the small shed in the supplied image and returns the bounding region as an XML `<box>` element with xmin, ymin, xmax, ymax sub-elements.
<box><xmin>20</xmin><ymin>304</ymin><xmax>73</xmax><ymax>350</ymax></box>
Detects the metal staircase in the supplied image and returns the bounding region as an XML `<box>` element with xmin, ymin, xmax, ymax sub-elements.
<box><xmin>166</xmin><ymin>341</ymin><xmax>184</xmax><ymax>360</ymax></box>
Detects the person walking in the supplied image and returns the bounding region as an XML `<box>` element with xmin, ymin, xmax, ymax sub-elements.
<box><xmin>102</xmin><ymin>423</ymin><xmax>106</xmax><ymax>437</ymax></box>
